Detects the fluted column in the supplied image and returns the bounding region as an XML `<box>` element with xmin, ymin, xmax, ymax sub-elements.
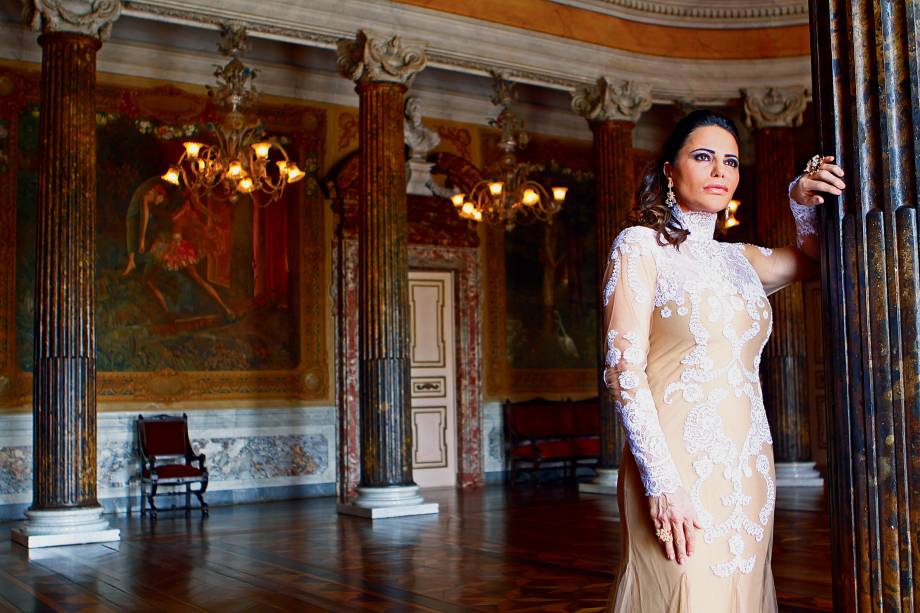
<box><xmin>743</xmin><ymin>87</ymin><xmax>822</xmax><ymax>488</ymax></box>
<box><xmin>811</xmin><ymin>1</ymin><xmax>920</xmax><ymax>609</ymax></box>
<box><xmin>12</xmin><ymin>0</ymin><xmax>121</xmax><ymax>548</ymax></box>
<box><xmin>572</xmin><ymin>78</ymin><xmax>651</xmax><ymax>495</ymax></box>
<box><xmin>335</xmin><ymin>30</ymin><xmax>437</xmax><ymax>518</ymax></box>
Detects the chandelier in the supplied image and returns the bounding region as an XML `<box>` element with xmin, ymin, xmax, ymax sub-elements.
<box><xmin>451</xmin><ymin>71</ymin><xmax>567</xmax><ymax>230</ymax></box>
<box><xmin>161</xmin><ymin>25</ymin><xmax>304</xmax><ymax>205</ymax></box>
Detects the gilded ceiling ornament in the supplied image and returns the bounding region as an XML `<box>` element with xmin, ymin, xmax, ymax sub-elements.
<box><xmin>742</xmin><ymin>86</ymin><xmax>810</xmax><ymax>129</ymax></box>
<box><xmin>28</xmin><ymin>0</ymin><xmax>122</xmax><ymax>39</ymax></box>
<box><xmin>571</xmin><ymin>77</ymin><xmax>653</xmax><ymax>123</ymax></box>
<box><xmin>336</xmin><ymin>29</ymin><xmax>428</xmax><ymax>85</ymax></box>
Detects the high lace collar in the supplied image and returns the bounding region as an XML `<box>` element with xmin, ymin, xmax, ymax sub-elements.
<box><xmin>672</xmin><ymin>205</ymin><xmax>718</xmax><ymax>241</ymax></box>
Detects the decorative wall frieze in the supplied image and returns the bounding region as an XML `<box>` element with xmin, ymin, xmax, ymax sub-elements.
<box><xmin>571</xmin><ymin>77</ymin><xmax>652</xmax><ymax>123</ymax></box>
<box><xmin>29</xmin><ymin>0</ymin><xmax>123</xmax><ymax>39</ymax></box>
<box><xmin>113</xmin><ymin>0</ymin><xmax>810</xmax><ymax>104</ymax></box>
<box><xmin>742</xmin><ymin>86</ymin><xmax>809</xmax><ymax>128</ymax></box>
<box><xmin>550</xmin><ymin>0</ymin><xmax>808</xmax><ymax>29</ymax></box>
<box><xmin>336</xmin><ymin>29</ymin><xmax>427</xmax><ymax>86</ymax></box>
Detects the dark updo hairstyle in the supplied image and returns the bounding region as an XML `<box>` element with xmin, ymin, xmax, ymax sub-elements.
<box><xmin>632</xmin><ymin>109</ymin><xmax>741</xmax><ymax>247</ymax></box>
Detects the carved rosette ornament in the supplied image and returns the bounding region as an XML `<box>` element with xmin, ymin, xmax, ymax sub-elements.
<box><xmin>336</xmin><ymin>29</ymin><xmax>427</xmax><ymax>86</ymax></box>
<box><xmin>571</xmin><ymin>77</ymin><xmax>653</xmax><ymax>123</ymax></box>
<box><xmin>742</xmin><ymin>86</ymin><xmax>809</xmax><ymax>129</ymax></box>
<box><xmin>28</xmin><ymin>0</ymin><xmax>122</xmax><ymax>38</ymax></box>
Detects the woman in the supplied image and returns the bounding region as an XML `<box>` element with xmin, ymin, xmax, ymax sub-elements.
<box><xmin>603</xmin><ymin>110</ymin><xmax>844</xmax><ymax>612</ymax></box>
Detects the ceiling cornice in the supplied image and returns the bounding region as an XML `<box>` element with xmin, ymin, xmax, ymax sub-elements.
<box><xmin>120</xmin><ymin>0</ymin><xmax>810</xmax><ymax>104</ymax></box>
<box><xmin>550</xmin><ymin>0</ymin><xmax>808</xmax><ymax>29</ymax></box>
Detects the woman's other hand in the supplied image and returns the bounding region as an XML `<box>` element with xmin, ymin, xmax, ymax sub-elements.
<box><xmin>648</xmin><ymin>487</ymin><xmax>702</xmax><ymax>565</ymax></box>
<box><xmin>790</xmin><ymin>155</ymin><xmax>846</xmax><ymax>205</ymax></box>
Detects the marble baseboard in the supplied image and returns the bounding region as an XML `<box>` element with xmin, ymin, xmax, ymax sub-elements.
<box><xmin>483</xmin><ymin>401</ymin><xmax>505</xmax><ymax>474</ymax></box>
<box><xmin>0</xmin><ymin>481</ymin><xmax>337</xmax><ymax>523</ymax></box>
<box><xmin>0</xmin><ymin>406</ymin><xmax>338</xmax><ymax>520</ymax></box>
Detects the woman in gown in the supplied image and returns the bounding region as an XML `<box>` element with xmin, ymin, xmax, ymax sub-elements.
<box><xmin>603</xmin><ymin>110</ymin><xmax>844</xmax><ymax>612</ymax></box>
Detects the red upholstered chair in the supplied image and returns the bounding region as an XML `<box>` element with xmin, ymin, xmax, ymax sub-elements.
<box><xmin>137</xmin><ymin>414</ymin><xmax>209</xmax><ymax>519</ymax></box>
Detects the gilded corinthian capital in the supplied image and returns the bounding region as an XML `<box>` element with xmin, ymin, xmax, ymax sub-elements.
<box><xmin>28</xmin><ymin>0</ymin><xmax>122</xmax><ymax>39</ymax></box>
<box><xmin>571</xmin><ymin>77</ymin><xmax>653</xmax><ymax>123</ymax></box>
<box><xmin>742</xmin><ymin>86</ymin><xmax>809</xmax><ymax>129</ymax></box>
<box><xmin>336</xmin><ymin>29</ymin><xmax>428</xmax><ymax>86</ymax></box>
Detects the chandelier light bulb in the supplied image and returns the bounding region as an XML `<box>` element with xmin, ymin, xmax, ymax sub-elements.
<box><xmin>183</xmin><ymin>141</ymin><xmax>204</xmax><ymax>159</ymax></box>
<box><xmin>237</xmin><ymin>177</ymin><xmax>255</xmax><ymax>193</ymax></box>
<box><xmin>461</xmin><ymin>202</ymin><xmax>476</xmax><ymax>215</ymax></box>
<box><xmin>552</xmin><ymin>186</ymin><xmax>568</xmax><ymax>202</ymax></box>
<box><xmin>161</xmin><ymin>166</ymin><xmax>181</xmax><ymax>186</ymax></box>
<box><xmin>489</xmin><ymin>182</ymin><xmax>504</xmax><ymax>196</ymax></box>
<box><xmin>451</xmin><ymin>193</ymin><xmax>466</xmax><ymax>208</ymax></box>
<box><xmin>522</xmin><ymin>188</ymin><xmax>539</xmax><ymax>206</ymax></box>
<box><xmin>227</xmin><ymin>161</ymin><xmax>244</xmax><ymax>178</ymax></box>
<box><xmin>285</xmin><ymin>164</ymin><xmax>305</xmax><ymax>183</ymax></box>
<box><xmin>472</xmin><ymin>209</ymin><xmax>483</xmax><ymax>222</ymax></box>
<box><xmin>252</xmin><ymin>142</ymin><xmax>272</xmax><ymax>159</ymax></box>
<box><xmin>276</xmin><ymin>160</ymin><xmax>289</xmax><ymax>176</ymax></box>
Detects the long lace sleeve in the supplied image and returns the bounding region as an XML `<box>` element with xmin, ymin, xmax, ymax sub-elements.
<box><xmin>789</xmin><ymin>176</ymin><xmax>817</xmax><ymax>248</ymax></box>
<box><xmin>602</xmin><ymin>231</ymin><xmax>682</xmax><ymax>497</ymax></box>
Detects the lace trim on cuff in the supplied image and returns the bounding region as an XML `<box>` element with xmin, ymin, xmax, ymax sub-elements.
<box><xmin>789</xmin><ymin>177</ymin><xmax>818</xmax><ymax>248</ymax></box>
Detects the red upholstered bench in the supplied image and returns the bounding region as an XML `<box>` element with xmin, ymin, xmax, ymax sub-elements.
<box><xmin>137</xmin><ymin>414</ymin><xmax>209</xmax><ymax>519</ymax></box>
<box><xmin>503</xmin><ymin>397</ymin><xmax>600</xmax><ymax>486</ymax></box>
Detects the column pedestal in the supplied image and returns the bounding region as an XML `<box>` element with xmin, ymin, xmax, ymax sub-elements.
<box><xmin>578</xmin><ymin>467</ymin><xmax>618</xmax><ymax>495</ymax></box>
<box><xmin>337</xmin><ymin>486</ymin><xmax>439</xmax><ymax>519</ymax></box>
<box><xmin>774</xmin><ymin>462</ymin><xmax>823</xmax><ymax>488</ymax></box>
<box><xmin>12</xmin><ymin>507</ymin><xmax>119</xmax><ymax>548</ymax></box>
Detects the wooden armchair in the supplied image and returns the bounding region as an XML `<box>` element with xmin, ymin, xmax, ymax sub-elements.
<box><xmin>137</xmin><ymin>413</ymin><xmax>209</xmax><ymax>519</ymax></box>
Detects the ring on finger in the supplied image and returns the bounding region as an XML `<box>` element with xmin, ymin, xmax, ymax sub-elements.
<box><xmin>655</xmin><ymin>528</ymin><xmax>673</xmax><ymax>544</ymax></box>
<box><xmin>804</xmin><ymin>154</ymin><xmax>823</xmax><ymax>176</ymax></box>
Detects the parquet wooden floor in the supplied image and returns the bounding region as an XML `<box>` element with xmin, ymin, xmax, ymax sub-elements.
<box><xmin>0</xmin><ymin>485</ymin><xmax>832</xmax><ymax>612</ymax></box>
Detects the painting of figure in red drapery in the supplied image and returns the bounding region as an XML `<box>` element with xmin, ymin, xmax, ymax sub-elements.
<box><xmin>252</xmin><ymin>194</ymin><xmax>290</xmax><ymax>306</ymax></box>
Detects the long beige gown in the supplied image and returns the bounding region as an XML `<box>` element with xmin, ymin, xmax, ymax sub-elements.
<box><xmin>603</xmin><ymin>207</ymin><xmax>780</xmax><ymax>612</ymax></box>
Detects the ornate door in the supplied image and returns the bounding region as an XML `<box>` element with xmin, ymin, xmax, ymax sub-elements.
<box><xmin>409</xmin><ymin>270</ymin><xmax>457</xmax><ymax>488</ymax></box>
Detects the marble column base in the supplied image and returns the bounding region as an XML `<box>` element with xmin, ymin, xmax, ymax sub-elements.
<box><xmin>337</xmin><ymin>485</ymin><xmax>439</xmax><ymax>519</ymax></box>
<box><xmin>11</xmin><ymin>506</ymin><xmax>120</xmax><ymax>549</ymax></box>
<box><xmin>775</xmin><ymin>461</ymin><xmax>824</xmax><ymax>487</ymax></box>
<box><xmin>579</xmin><ymin>467</ymin><xmax>618</xmax><ymax>496</ymax></box>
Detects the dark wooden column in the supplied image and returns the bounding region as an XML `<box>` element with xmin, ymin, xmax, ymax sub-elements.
<box><xmin>810</xmin><ymin>1</ymin><xmax>919</xmax><ymax>610</ymax></box>
<box><xmin>12</xmin><ymin>1</ymin><xmax>121</xmax><ymax>548</ymax></box>
<box><xmin>572</xmin><ymin>78</ymin><xmax>651</xmax><ymax>493</ymax></box>
<box><xmin>335</xmin><ymin>30</ymin><xmax>436</xmax><ymax>516</ymax></box>
<box><xmin>743</xmin><ymin>88</ymin><xmax>823</xmax><ymax>487</ymax></box>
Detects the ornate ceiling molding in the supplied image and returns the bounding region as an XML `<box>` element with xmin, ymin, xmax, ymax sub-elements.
<box><xmin>550</xmin><ymin>0</ymin><xmax>808</xmax><ymax>29</ymax></box>
<box><xmin>118</xmin><ymin>0</ymin><xmax>809</xmax><ymax>104</ymax></box>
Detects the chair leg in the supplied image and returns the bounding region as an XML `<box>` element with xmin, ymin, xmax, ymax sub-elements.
<box><xmin>148</xmin><ymin>481</ymin><xmax>159</xmax><ymax>520</ymax></box>
<box><xmin>194</xmin><ymin>488</ymin><xmax>209</xmax><ymax>517</ymax></box>
<box><xmin>140</xmin><ymin>482</ymin><xmax>146</xmax><ymax>517</ymax></box>
<box><xmin>185</xmin><ymin>483</ymin><xmax>191</xmax><ymax>515</ymax></box>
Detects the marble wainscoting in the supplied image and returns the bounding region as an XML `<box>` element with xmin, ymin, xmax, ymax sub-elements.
<box><xmin>483</xmin><ymin>401</ymin><xmax>506</xmax><ymax>483</ymax></box>
<box><xmin>0</xmin><ymin>406</ymin><xmax>336</xmax><ymax>521</ymax></box>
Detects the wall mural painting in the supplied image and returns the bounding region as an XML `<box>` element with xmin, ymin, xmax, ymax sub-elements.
<box><xmin>1</xmin><ymin>75</ymin><xmax>328</xmax><ymax>404</ymax></box>
<box><xmin>504</xmin><ymin>161</ymin><xmax>597</xmax><ymax>370</ymax></box>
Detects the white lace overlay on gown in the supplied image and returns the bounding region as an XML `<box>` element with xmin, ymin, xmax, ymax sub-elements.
<box><xmin>603</xmin><ymin>205</ymin><xmax>776</xmax><ymax>579</ymax></box>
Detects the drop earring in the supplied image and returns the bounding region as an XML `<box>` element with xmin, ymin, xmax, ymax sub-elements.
<box><xmin>666</xmin><ymin>177</ymin><xmax>677</xmax><ymax>209</ymax></box>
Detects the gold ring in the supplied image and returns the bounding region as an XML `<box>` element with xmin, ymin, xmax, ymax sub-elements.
<box><xmin>656</xmin><ymin>528</ymin><xmax>673</xmax><ymax>544</ymax></box>
<box><xmin>804</xmin><ymin>154</ymin><xmax>823</xmax><ymax>176</ymax></box>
